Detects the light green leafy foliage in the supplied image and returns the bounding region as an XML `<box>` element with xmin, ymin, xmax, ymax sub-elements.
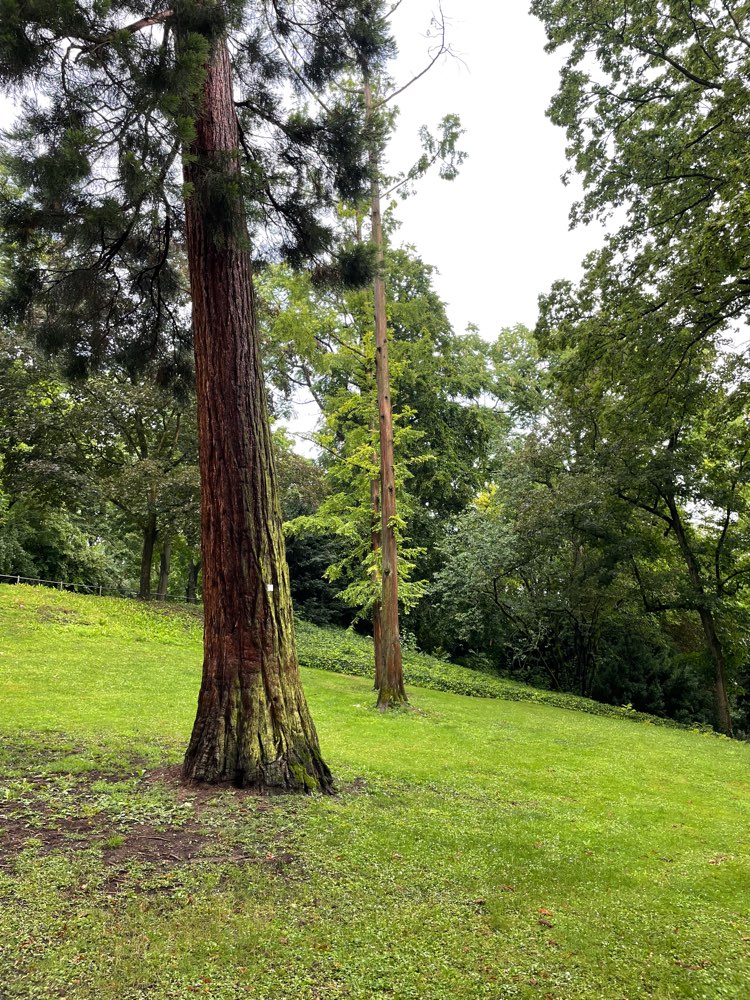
<box><xmin>258</xmin><ymin>252</ymin><xmax>500</xmax><ymax>637</ymax></box>
<box><xmin>1</xmin><ymin>584</ymin><xmax>749</xmax><ymax>999</ymax></box>
<box><xmin>527</xmin><ymin>0</ymin><xmax>750</xmax><ymax>733</ymax></box>
<box><xmin>258</xmin><ymin>261</ymin><xmax>430</xmax><ymax>620</ymax></box>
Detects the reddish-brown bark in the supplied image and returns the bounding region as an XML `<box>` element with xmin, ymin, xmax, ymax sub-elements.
<box><xmin>180</xmin><ymin>35</ymin><xmax>332</xmax><ymax>790</ymax></box>
<box><xmin>364</xmin><ymin>76</ymin><xmax>407</xmax><ymax>710</ymax></box>
<box><xmin>370</xmin><ymin>453</ymin><xmax>383</xmax><ymax>690</ymax></box>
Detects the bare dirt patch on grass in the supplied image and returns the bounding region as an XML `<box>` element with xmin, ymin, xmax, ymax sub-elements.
<box><xmin>0</xmin><ymin>759</ymin><xmax>300</xmax><ymax>880</ymax></box>
<box><xmin>143</xmin><ymin>763</ymin><xmax>280</xmax><ymax>806</ymax></box>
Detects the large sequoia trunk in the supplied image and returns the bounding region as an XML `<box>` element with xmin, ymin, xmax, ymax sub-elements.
<box><xmin>365</xmin><ymin>75</ymin><xmax>407</xmax><ymax>710</ymax></box>
<box><xmin>180</xmin><ymin>35</ymin><xmax>332</xmax><ymax>791</ymax></box>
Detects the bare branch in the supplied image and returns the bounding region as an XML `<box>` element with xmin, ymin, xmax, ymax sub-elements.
<box><xmin>76</xmin><ymin>10</ymin><xmax>174</xmax><ymax>60</ymax></box>
<box><xmin>380</xmin><ymin>4</ymin><xmax>450</xmax><ymax>106</ymax></box>
<box><xmin>384</xmin><ymin>0</ymin><xmax>407</xmax><ymax>20</ymax></box>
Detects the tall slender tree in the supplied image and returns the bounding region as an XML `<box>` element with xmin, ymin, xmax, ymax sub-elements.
<box><xmin>353</xmin><ymin>11</ymin><xmax>463</xmax><ymax>707</ymax></box>
<box><xmin>0</xmin><ymin>0</ymin><xmax>388</xmax><ymax>788</ymax></box>
<box><xmin>363</xmin><ymin>70</ymin><xmax>404</xmax><ymax>706</ymax></box>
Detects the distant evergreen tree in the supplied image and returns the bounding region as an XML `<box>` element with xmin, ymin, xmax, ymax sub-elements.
<box><xmin>0</xmin><ymin>0</ymin><xmax>392</xmax><ymax>790</ymax></box>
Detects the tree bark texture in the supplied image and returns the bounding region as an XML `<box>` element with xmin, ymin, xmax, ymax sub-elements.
<box><xmin>664</xmin><ymin>493</ymin><xmax>733</xmax><ymax>736</ymax></box>
<box><xmin>180</xmin><ymin>35</ymin><xmax>332</xmax><ymax>790</ymax></box>
<box><xmin>139</xmin><ymin>511</ymin><xmax>158</xmax><ymax>600</ymax></box>
<box><xmin>157</xmin><ymin>537</ymin><xmax>172</xmax><ymax>600</ymax></box>
<box><xmin>365</xmin><ymin>75</ymin><xmax>406</xmax><ymax>710</ymax></box>
<box><xmin>370</xmin><ymin>448</ymin><xmax>383</xmax><ymax>690</ymax></box>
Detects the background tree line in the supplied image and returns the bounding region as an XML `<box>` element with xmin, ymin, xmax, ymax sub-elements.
<box><xmin>5</xmin><ymin>234</ymin><xmax>750</xmax><ymax>735</ymax></box>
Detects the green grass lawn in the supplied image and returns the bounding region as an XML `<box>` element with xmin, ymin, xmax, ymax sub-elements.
<box><xmin>0</xmin><ymin>584</ymin><xmax>749</xmax><ymax>999</ymax></box>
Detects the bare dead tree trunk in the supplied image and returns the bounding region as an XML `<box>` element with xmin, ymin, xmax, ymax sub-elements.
<box><xmin>370</xmin><ymin>442</ymin><xmax>383</xmax><ymax>690</ymax></box>
<box><xmin>364</xmin><ymin>74</ymin><xmax>407</xmax><ymax>711</ymax></box>
<box><xmin>664</xmin><ymin>493</ymin><xmax>733</xmax><ymax>736</ymax></box>
<box><xmin>180</xmin><ymin>34</ymin><xmax>332</xmax><ymax>790</ymax></box>
<box><xmin>157</xmin><ymin>537</ymin><xmax>172</xmax><ymax>600</ymax></box>
<box><xmin>139</xmin><ymin>511</ymin><xmax>158</xmax><ymax>600</ymax></box>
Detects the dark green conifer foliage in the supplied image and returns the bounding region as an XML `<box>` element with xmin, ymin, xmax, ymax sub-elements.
<box><xmin>0</xmin><ymin>2</ymin><xmax>385</xmax><ymax>371</ymax></box>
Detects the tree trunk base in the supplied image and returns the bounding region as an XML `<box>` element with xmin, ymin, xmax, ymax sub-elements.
<box><xmin>376</xmin><ymin>686</ymin><xmax>408</xmax><ymax>712</ymax></box>
<box><xmin>183</xmin><ymin>730</ymin><xmax>333</xmax><ymax>792</ymax></box>
<box><xmin>182</xmin><ymin>669</ymin><xmax>334</xmax><ymax>792</ymax></box>
<box><xmin>183</xmin><ymin>747</ymin><xmax>333</xmax><ymax>792</ymax></box>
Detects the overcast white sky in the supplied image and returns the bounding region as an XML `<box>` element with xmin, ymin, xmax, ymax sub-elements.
<box><xmin>385</xmin><ymin>0</ymin><xmax>603</xmax><ymax>337</ymax></box>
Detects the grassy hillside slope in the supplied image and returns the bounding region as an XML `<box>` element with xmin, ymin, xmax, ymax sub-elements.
<box><xmin>0</xmin><ymin>584</ymin><xmax>749</xmax><ymax>999</ymax></box>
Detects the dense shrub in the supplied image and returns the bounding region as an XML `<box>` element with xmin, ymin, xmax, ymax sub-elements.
<box><xmin>294</xmin><ymin>619</ymin><xmax>717</xmax><ymax>734</ymax></box>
